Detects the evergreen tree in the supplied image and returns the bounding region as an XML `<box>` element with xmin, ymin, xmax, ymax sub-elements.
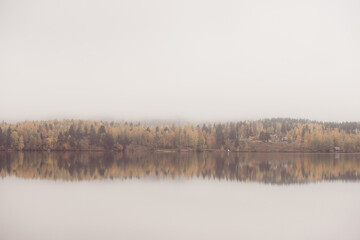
<box><xmin>0</xmin><ymin>128</ymin><xmax>3</xmax><ymax>147</ymax></box>
<box><xmin>89</xmin><ymin>125</ymin><xmax>97</xmax><ymax>145</ymax></box>
<box><xmin>102</xmin><ymin>133</ymin><xmax>114</xmax><ymax>150</ymax></box>
<box><xmin>215</xmin><ymin>124</ymin><xmax>225</xmax><ymax>147</ymax></box>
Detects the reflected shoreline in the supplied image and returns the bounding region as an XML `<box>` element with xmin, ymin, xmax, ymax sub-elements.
<box><xmin>1</xmin><ymin>152</ymin><xmax>359</xmax><ymax>184</ymax></box>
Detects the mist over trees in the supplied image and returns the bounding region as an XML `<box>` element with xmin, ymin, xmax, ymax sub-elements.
<box><xmin>0</xmin><ymin>118</ymin><xmax>360</xmax><ymax>152</ymax></box>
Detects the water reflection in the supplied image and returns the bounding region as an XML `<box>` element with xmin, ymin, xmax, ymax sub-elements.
<box><xmin>0</xmin><ymin>152</ymin><xmax>359</xmax><ymax>183</ymax></box>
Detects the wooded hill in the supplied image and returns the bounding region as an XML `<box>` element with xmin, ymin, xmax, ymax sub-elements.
<box><xmin>0</xmin><ymin>118</ymin><xmax>360</xmax><ymax>152</ymax></box>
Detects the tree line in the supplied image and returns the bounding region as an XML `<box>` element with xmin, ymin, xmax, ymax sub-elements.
<box><xmin>0</xmin><ymin>118</ymin><xmax>360</xmax><ymax>152</ymax></box>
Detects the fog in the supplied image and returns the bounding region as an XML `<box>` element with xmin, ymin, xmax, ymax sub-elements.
<box><xmin>1</xmin><ymin>0</ymin><xmax>359</xmax><ymax>122</ymax></box>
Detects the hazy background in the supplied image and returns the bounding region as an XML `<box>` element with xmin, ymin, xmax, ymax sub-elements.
<box><xmin>1</xmin><ymin>0</ymin><xmax>359</xmax><ymax>123</ymax></box>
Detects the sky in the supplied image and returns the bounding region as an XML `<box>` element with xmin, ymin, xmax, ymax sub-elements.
<box><xmin>0</xmin><ymin>0</ymin><xmax>359</xmax><ymax>123</ymax></box>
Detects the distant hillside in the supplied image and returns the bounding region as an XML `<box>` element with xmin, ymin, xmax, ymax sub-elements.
<box><xmin>0</xmin><ymin>118</ymin><xmax>360</xmax><ymax>152</ymax></box>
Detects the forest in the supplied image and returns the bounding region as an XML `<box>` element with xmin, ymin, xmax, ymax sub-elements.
<box><xmin>0</xmin><ymin>118</ymin><xmax>360</xmax><ymax>152</ymax></box>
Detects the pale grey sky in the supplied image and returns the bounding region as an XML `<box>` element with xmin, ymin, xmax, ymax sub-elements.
<box><xmin>0</xmin><ymin>0</ymin><xmax>359</xmax><ymax>122</ymax></box>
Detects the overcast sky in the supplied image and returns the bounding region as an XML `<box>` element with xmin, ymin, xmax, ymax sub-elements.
<box><xmin>1</xmin><ymin>0</ymin><xmax>359</xmax><ymax>123</ymax></box>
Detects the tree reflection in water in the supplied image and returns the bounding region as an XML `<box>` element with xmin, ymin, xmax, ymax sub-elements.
<box><xmin>0</xmin><ymin>152</ymin><xmax>359</xmax><ymax>184</ymax></box>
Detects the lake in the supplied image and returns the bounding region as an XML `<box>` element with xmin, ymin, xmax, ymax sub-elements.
<box><xmin>1</xmin><ymin>152</ymin><xmax>360</xmax><ymax>240</ymax></box>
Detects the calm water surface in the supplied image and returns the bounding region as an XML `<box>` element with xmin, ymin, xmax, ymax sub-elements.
<box><xmin>0</xmin><ymin>152</ymin><xmax>360</xmax><ymax>240</ymax></box>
